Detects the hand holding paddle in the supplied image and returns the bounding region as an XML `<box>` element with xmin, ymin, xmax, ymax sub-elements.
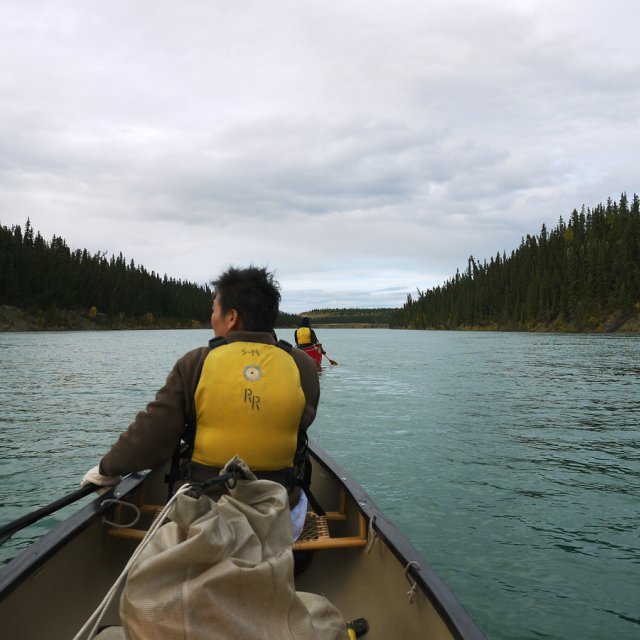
<box><xmin>81</xmin><ymin>465</ymin><xmax>121</xmax><ymax>488</ymax></box>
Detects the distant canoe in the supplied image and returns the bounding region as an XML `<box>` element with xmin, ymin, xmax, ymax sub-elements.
<box><xmin>0</xmin><ymin>440</ymin><xmax>485</xmax><ymax>639</ymax></box>
<box><xmin>296</xmin><ymin>343</ymin><xmax>323</xmax><ymax>370</ymax></box>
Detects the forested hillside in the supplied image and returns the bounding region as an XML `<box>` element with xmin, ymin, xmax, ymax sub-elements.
<box><xmin>0</xmin><ymin>220</ymin><xmax>300</xmax><ymax>329</ymax></box>
<box><xmin>7</xmin><ymin>193</ymin><xmax>637</xmax><ymax>335</ymax></box>
<box><xmin>391</xmin><ymin>193</ymin><xmax>640</xmax><ymax>332</ymax></box>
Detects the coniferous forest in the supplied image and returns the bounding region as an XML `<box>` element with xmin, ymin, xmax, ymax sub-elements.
<box><xmin>301</xmin><ymin>308</ymin><xmax>396</xmax><ymax>325</ymax></box>
<box><xmin>3</xmin><ymin>193</ymin><xmax>639</xmax><ymax>333</ymax></box>
<box><xmin>0</xmin><ymin>220</ymin><xmax>300</xmax><ymax>329</ymax></box>
<box><xmin>391</xmin><ymin>194</ymin><xmax>640</xmax><ymax>332</ymax></box>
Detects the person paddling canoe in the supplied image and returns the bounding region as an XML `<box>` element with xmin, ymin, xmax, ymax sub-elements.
<box><xmin>80</xmin><ymin>266</ymin><xmax>320</xmax><ymax>540</ymax></box>
<box><xmin>294</xmin><ymin>317</ymin><xmax>326</xmax><ymax>370</ymax></box>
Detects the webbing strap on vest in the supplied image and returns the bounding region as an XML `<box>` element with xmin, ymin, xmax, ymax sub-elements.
<box><xmin>208</xmin><ymin>335</ymin><xmax>228</xmax><ymax>350</ymax></box>
<box><xmin>209</xmin><ymin>336</ymin><xmax>293</xmax><ymax>354</ymax></box>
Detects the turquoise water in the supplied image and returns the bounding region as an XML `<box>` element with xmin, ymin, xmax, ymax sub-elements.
<box><xmin>1</xmin><ymin>328</ymin><xmax>639</xmax><ymax>639</ymax></box>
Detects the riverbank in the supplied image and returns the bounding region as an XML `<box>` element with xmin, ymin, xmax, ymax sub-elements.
<box><xmin>3</xmin><ymin>304</ymin><xmax>639</xmax><ymax>333</ymax></box>
<box><xmin>393</xmin><ymin>306</ymin><xmax>640</xmax><ymax>333</ymax></box>
<box><xmin>456</xmin><ymin>310</ymin><xmax>640</xmax><ymax>333</ymax></box>
<box><xmin>0</xmin><ymin>305</ymin><xmax>208</xmax><ymax>332</ymax></box>
<box><xmin>0</xmin><ymin>305</ymin><xmax>391</xmax><ymax>332</ymax></box>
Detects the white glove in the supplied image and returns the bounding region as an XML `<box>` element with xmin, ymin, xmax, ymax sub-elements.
<box><xmin>81</xmin><ymin>465</ymin><xmax>122</xmax><ymax>488</ymax></box>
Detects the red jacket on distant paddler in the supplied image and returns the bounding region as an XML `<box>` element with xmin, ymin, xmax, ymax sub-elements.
<box><xmin>294</xmin><ymin>317</ymin><xmax>324</xmax><ymax>370</ymax></box>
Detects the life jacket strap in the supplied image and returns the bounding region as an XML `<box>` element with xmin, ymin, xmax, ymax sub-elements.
<box><xmin>275</xmin><ymin>338</ymin><xmax>293</xmax><ymax>353</ymax></box>
<box><xmin>208</xmin><ymin>336</ymin><xmax>228</xmax><ymax>350</ymax></box>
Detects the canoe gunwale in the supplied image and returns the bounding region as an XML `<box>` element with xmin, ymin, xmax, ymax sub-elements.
<box><xmin>0</xmin><ymin>447</ymin><xmax>485</xmax><ymax>640</ymax></box>
<box><xmin>308</xmin><ymin>439</ymin><xmax>486</xmax><ymax>640</ymax></box>
<box><xmin>0</xmin><ymin>470</ymin><xmax>150</xmax><ymax>599</ymax></box>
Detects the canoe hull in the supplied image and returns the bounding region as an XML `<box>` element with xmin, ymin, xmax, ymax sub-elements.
<box><xmin>295</xmin><ymin>344</ymin><xmax>323</xmax><ymax>369</ymax></box>
<box><xmin>0</xmin><ymin>442</ymin><xmax>484</xmax><ymax>639</ymax></box>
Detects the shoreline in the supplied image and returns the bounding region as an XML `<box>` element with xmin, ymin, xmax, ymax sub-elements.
<box><xmin>2</xmin><ymin>304</ymin><xmax>638</xmax><ymax>333</ymax></box>
<box><xmin>0</xmin><ymin>305</ymin><xmax>209</xmax><ymax>332</ymax></box>
<box><xmin>0</xmin><ymin>305</ymin><xmax>389</xmax><ymax>332</ymax></box>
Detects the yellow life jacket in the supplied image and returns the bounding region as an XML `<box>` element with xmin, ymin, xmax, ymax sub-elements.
<box><xmin>192</xmin><ymin>341</ymin><xmax>306</xmax><ymax>471</ymax></box>
<box><xmin>295</xmin><ymin>326</ymin><xmax>312</xmax><ymax>345</ymax></box>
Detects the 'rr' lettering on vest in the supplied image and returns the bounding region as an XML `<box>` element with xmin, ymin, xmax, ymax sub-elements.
<box><xmin>244</xmin><ymin>388</ymin><xmax>261</xmax><ymax>410</ymax></box>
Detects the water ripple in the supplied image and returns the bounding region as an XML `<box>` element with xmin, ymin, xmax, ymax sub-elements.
<box><xmin>1</xmin><ymin>329</ymin><xmax>639</xmax><ymax>640</ymax></box>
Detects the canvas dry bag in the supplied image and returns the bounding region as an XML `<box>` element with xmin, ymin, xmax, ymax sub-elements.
<box><xmin>118</xmin><ymin>458</ymin><xmax>348</xmax><ymax>640</ymax></box>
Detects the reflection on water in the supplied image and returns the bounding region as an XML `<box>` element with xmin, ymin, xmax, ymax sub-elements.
<box><xmin>1</xmin><ymin>328</ymin><xmax>639</xmax><ymax>639</ymax></box>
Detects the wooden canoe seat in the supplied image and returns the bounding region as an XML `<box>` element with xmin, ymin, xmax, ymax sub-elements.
<box><xmin>292</xmin><ymin>509</ymin><xmax>367</xmax><ymax>550</ymax></box>
<box><xmin>293</xmin><ymin>488</ymin><xmax>367</xmax><ymax>550</ymax></box>
<box><xmin>108</xmin><ymin>488</ymin><xmax>368</xmax><ymax>550</ymax></box>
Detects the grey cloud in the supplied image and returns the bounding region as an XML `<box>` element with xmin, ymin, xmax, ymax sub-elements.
<box><xmin>0</xmin><ymin>1</ymin><xmax>638</xmax><ymax>310</ymax></box>
<box><xmin>281</xmin><ymin>287</ymin><xmax>408</xmax><ymax>313</ymax></box>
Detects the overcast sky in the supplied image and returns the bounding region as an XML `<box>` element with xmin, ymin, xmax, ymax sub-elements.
<box><xmin>1</xmin><ymin>1</ymin><xmax>638</xmax><ymax>312</ymax></box>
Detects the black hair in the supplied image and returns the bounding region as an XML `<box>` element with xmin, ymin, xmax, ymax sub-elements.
<box><xmin>212</xmin><ymin>266</ymin><xmax>281</xmax><ymax>332</ymax></box>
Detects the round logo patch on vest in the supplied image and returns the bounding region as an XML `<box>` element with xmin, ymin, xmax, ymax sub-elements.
<box><xmin>243</xmin><ymin>365</ymin><xmax>262</xmax><ymax>381</ymax></box>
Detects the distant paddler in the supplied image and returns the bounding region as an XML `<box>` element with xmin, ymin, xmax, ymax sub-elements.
<box><xmin>294</xmin><ymin>317</ymin><xmax>337</xmax><ymax>369</ymax></box>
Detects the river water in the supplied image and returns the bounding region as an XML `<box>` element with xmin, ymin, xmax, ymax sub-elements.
<box><xmin>0</xmin><ymin>328</ymin><xmax>638</xmax><ymax>639</ymax></box>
